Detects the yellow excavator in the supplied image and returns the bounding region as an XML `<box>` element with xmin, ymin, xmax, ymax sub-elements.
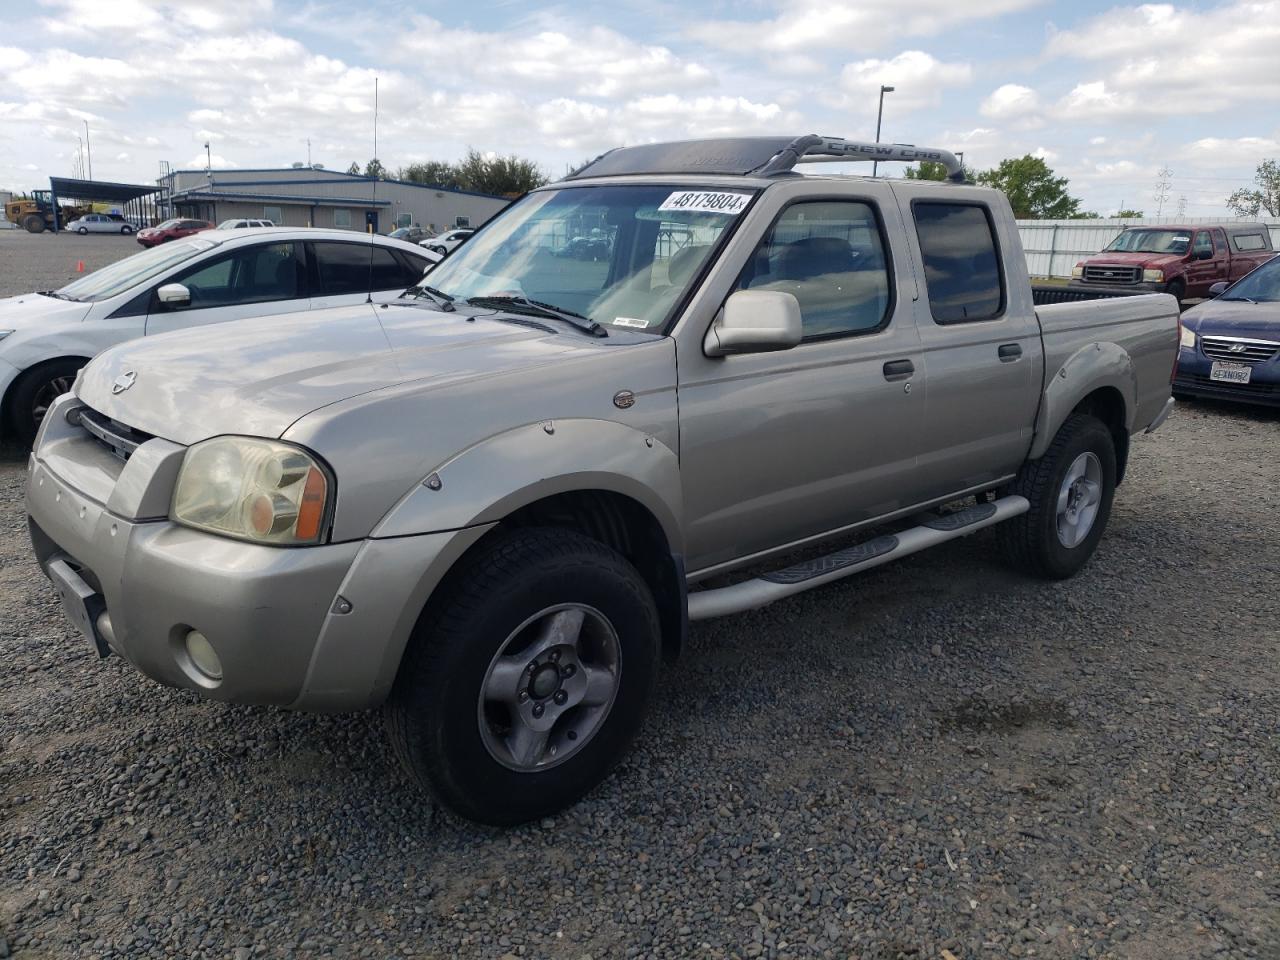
<box><xmin>4</xmin><ymin>191</ymin><xmax>93</xmax><ymax>233</ymax></box>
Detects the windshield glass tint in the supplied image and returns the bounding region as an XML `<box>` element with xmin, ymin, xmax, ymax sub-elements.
<box><xmin>1222</xmin><ymin>256</ymin><xmax>1280</xmax><ymax>301</ymax></box>
<box><xmin>1105</xmin><ymin>229</ymin><xmax>1191</xmax><ymax>255</ymax></box>
<box><xmin>56</xmin><ymin>238</ymin><xmax>219</xmax><ymax>301</ymax></box>
<box><xmin>416</xmin><ymin>184</ymin><xmax>755</xmax><ymax>333</ymax></box>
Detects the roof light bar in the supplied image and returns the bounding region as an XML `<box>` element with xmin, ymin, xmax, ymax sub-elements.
<box><xmin>753</xmin><ymin>134</ymin><xmax>967</xmax><ymax>183</ymax></box>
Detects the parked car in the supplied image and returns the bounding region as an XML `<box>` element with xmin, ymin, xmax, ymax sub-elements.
<box><xmin>24</xmin><ymin>135</ymin><xmax>1178</xmax><ymax>825</ymax></box>
<box><xmin>65</xmin><ymin>213</ymin><xmax>135</xmax><ymax>235</ymax></box>
<box><xmin>1070</xmin><ymin>223</ymin><xmax>1273</xmax><ymax>303</ymax></box>
<box><xmin>389</xmin><ymin>226</ymin><xmax>428</xmax><ymax>244</ymax></box>
<box><xmin>217</xmin><ymin>218</ymin><xmax>276</xmax><ymax>229</ymax></box>
<box><xmin>135</xmin><ymin>219</ymin><xmax>214</xmax><ymax>247</ymax></box>
<box><xmin>0</xmin><ymin>229</ymin><xmax>436</xmax><ymax>444</ymax></box>
<box><xmin>1174</xmin><ymin>253</ymin><xmax>1280</xmax><ymax>406</ymax></box>
<box><xmin>420</xmin><ymin>227</ymin><xmax>474</xmax><ymax>255</ymax></box>
<box><xmin>556</xmin><ymin>233</ymin><xmax>612</xmax><ymax>260</ymax></box>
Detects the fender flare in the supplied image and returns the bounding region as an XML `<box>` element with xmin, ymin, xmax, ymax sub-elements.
<box><xmin>371</xmin><ymin>417</ymin><xmax>685</xmax><ymax>554</ymax></box>
<box><xmin>1029</xmin><ymin>341</ymin><xmax>1135</xmax><ymax>461</ymax></box>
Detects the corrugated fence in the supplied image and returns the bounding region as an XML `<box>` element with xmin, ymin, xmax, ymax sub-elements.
<box><xmin>1017</xmin><ymin>217</ymin><xmax>1280</xmax><ymax>279</ymax></box>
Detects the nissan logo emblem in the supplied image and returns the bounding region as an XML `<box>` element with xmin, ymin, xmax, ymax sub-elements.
<box><xmin>111</xmin><ymin>370</ymin><xmax>137</xmax><ymax>394</ymax></box>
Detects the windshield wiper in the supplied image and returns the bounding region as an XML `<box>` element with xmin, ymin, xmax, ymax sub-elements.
<box><xmin>465</xmin><ymin>296</ymin><xmax>607</xmax><ymax>338</ymax></box>
<box><xmin>39</xmin><ymin>290</ymin><xmax>79</xmax><ymax>301</ymax></box>
<box><xmin>408</xmin><ymin>285</ymin><xmax>456</xmax><ymax>312</ymax></box>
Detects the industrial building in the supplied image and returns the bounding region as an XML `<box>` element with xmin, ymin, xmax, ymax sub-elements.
<box><xmin>159</xmin><ymin>166</ymin><xmax>510</xmax><ymax>233</ymax></box>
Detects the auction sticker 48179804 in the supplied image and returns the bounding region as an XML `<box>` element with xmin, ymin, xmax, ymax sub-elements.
<box><xmin>657</xmin><ymin>191</ymin><xmax>752</xmax><ymax>215</ymax></box>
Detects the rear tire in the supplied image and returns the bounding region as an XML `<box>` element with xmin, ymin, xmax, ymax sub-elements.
<box><xmin>1166</xmin><ymin>278</ymin><xmax>1186</xmax><ymax>306</ymax></box>
<box><xmin>23</xmin><ymin>215</ymin><xmax>46</xmax><ymax>234</ymax></box>
<box><xmin>77</xmin><ymin>227</ymin><xmax>88</xmax><ymax>235</ymax></box>
<box><xmin>999</xmin><ymin>413</ymin><xmax>1117</xmax><ymax>579</ymax></box>
<box><xmin>121</xmin><ymin>225</ymin><xmax>133</xmax><ymax>235</ymax></box>
<box><xmin>5</xmin><ymin>358</ymin><xmax>85</xmax><ymax>448</ymax></box>
<box><xmin>386</xmin><ymin>527</ymin><xmax>661</xmax><ymax>825</ymax></box>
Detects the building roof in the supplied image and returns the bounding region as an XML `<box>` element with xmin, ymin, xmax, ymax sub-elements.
<box><xmin>165</xmin><ymin>167</ymin><xmax>508</xmax><ymax>201</ymax></box>
<box><xmin>49</xmin><ymin>176</ymin><xmax>163</xmax><ymax>203</ymax></box>
<box><xmin>173</xmin><ymin>190</ymin><xmax>391</xmax><ymax>207</ymax></box>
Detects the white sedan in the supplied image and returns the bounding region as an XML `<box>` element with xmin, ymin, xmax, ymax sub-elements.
<box><xmin>0</xmin><ymin>228</ymin><xmax>437</xmax><ymax>445</ymax></box>
<box><xmin>420</xmin><ymin>228</ymin><xmax>475</xmax><ymax>256</ymax></box>
<box><xmin>66</xmin><ymin>214</ymin><xmax>135</xmax><ymax>235</ymax></box>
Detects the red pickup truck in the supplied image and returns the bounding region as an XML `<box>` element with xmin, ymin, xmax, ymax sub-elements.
<box><xmin>1070</xmin><ymin>223</ymin><xmax>1274</xmax><ymax>302</ymax></box>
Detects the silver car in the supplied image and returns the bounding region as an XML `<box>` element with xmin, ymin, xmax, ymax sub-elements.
<box><xmin>65</xmin><ymin>214</ymin><xmax>135</xmax><ymax>235</ymax></box>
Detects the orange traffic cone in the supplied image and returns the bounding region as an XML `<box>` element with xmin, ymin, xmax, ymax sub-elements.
<box><xmin>75</xmin><ymin>260</ymin><xmax>84</xmax><ymax>272</ymax></box>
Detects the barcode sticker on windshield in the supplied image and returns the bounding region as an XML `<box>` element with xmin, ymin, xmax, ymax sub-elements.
<box><xmin>613</xmin><ymin>317</ymin><xmax>650</xmax><ymax>328</ymax></box>
<box><xmin>658</xmin><ymin>191</ymin><xmax>751</xmax><ymax>215</ymax></box>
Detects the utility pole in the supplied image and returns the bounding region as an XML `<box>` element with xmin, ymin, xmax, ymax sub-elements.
<box><xmin>872</xmin><ymin>85</ymin><xmax>894</xmax><ymax>178</ymax></box>
<box><xmin>1154</xmin><ymin>167</ymin><xmax>1172</xmax><ymax>218</ymax></box>
<box><xmin>75</xmin><ymin>136</ymin><xmax>84</xmax><ymax>178</ymax></box>
<box><xmin>83</xmin><ymin>120</ymin><xmax>93</xmax><ymax>180</ymax></box>
<box><xmin>1176</xmin><ymin>195</ymin><xmax>1187</xmax><ymax>218</ymax></box>
<box><xmin>307</xmin><ymin>137</ymin><xmax>312</xmax><ymax>168</ymax></box>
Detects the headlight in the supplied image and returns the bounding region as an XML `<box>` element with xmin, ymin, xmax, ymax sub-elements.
<box><xmin>1180</xmin><ymin>326</ymin><xmax>1196</xmax><ymax>349</ymax></box>
<box><xmin>1143</xmin><ymin>269</ymin><xmax>1164</xmax><ymax>283</ymax></box>
<box><xmin>171</xmin><ymin>437</ymin><xmax>332</xmax><ymax>545</ymax></box>
<box><xmin>1071</xmin><ymin>265</ymin><xmax>1084</xmax><ymax>279</ymax></box>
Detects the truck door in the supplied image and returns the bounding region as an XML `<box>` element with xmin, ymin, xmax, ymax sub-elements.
<box><xmin>899</xmin><ymin>197</ymin><xmax>1041</xmax><ymax>502</ymax></box>
<box><xmin>676</xmin><ymin>190</ymin><xmax>926</xmax><ymax>573</ymax></box>
<box><xmin>1185</xmin><ymin>230</ymin><xmax>1218</xmax><ymax>297</ymax></box>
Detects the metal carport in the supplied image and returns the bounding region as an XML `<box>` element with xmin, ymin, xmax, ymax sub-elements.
<box><xmin>46</xmin><ymin>177</ymin><xmax>166</xmax><ymax>233</ymax></box>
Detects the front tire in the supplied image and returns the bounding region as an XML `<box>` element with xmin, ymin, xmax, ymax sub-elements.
<box><xmin>386</xmin><ymin>528</ymin><xmax>661</xmax><ymax>825</ymax></box>
<box><xmin>999</xmin><ymin>413</ymin><xmax>1117</xmax><ymax>579</ymax></box>
<box><xmin>77</xmin><ymin>227</ymin><xmax>88</xmax><ymax>235</ymax></box>
<box><xmin>1166</xmin><ymin>278</ymin><xmax>1186</xmax><ymax>306</ymax></box>
<box><xmin>5</xmin><ymin>358</ymin><xmax>84</xmax><ymax>448</ymax></box>
<box><xmin>121</xmin><ymin>225</ymin><xmax>133</xmax><ymax>235</ymax></box>
<box><xmin>22</xmin><ymin>215</ymin><xmax>45</xmax><ymax>234</ymax></box>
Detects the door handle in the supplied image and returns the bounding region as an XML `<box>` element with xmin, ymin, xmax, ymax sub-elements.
<box><xmin>883</xmin><ymin>359</ymin><xmax>915</xmax><ymax>381</ymax></box>
<box><xmin>998</xmin><ymin>343</ymin><xmax>1022</xmax><ymax>362</ymax></box>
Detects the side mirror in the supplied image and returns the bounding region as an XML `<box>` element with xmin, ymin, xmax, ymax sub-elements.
<box><xmin>157</xmin><ymin>283</ymin><xmax>191</xmax><ymax>306</ymax></box>
<box><xmin>704</xmin><ymin>290</ymin><xmax>803</xmax><ymax>357</ymax></box>
<box><xmin>1209</xmin><ymin>281</ymin><xmax>1228</xmax><ymax>297</ymax></box>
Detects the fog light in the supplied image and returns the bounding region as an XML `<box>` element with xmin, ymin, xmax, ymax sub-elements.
<box><xmin>184</xmin><ymin>630</ymin><xmax>223</xmax><ymax>681</ymax></box>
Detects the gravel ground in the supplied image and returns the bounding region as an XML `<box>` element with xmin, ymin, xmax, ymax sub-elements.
<box><xmin>2</xmin><ymin>231</ymin><xmax>1279</xmax><ymax>959</ymax></box>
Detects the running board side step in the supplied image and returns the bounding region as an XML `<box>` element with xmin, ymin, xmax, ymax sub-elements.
<box><xmin>687</xmin><ymin>495</ymin><xmax>1029</xmax><ymax>621</ymax></box>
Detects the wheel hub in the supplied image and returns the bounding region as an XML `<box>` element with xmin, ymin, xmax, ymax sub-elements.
<box><xmin>529</xmin><ymin>663</ymin><xmax>561</xmax><ymax>700</ymax></box>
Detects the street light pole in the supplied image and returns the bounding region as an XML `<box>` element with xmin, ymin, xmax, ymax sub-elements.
<box><xmin>872</xmin><ymin>85</ymin><xmax>894</xmax><ymax>177</ymax></box>
<box><xmin>83</xmin><ymin>120</ymin><xmax>92</xmax><ymax>180</ymax></box>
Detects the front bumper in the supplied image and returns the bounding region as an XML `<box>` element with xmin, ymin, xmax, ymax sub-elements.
<box><xmin>1174</xmin><ymin>348</ymin><xmax>1280</xmax><ymax>407</ymax></box>
<box><xmin>25</xmin><ymin>394</ymin><xmax>485</xmax><ymax>711</ymax></box>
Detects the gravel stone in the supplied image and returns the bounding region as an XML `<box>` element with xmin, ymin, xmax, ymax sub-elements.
<box><xmin>1</xmin><ymin>230</ymin><xmax>1278</xmax><ymax>958</ymax></box>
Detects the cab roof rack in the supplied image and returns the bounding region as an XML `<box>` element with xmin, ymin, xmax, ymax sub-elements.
<box><xmin>564</xmin><ymin>134</ymin><xmax>967</xmax><ymax>183</ymax></box>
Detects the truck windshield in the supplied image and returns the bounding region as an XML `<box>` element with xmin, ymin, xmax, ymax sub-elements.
<box><xmin>1104</xmin><ymin>229</ymin><xmax>1191</xmax><ymax>255</ymax></box>
<box><xmin>1219</xmin><ymin>256</ymin><xmax>1280</xmax><ymax>302</ymax></box>
<box><xmin>54</xmin><ymin>238</ymin><xmax>219</xmax><ymax>302</ymax></box>
<box><xmin>410</xmin><ymin>184</ymin><xmax>757</xmax><ymax>333</ymax></box>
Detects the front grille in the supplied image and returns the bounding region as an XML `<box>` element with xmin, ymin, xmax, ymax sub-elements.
<box><xmin>75</xmin><ymin>407</ymin><xmax>153</xmax><ymax>461</ymax></box>
<box><xmin>1178</xmin><ymin>374</ymin><xmax>1280</xmax><ymax>397</ymax></box>
<box><xmin>1083</xmin><ymin>265</ymin><xmax>1141</xmax><ymax>284</ymax></box>
<box><xmin>1200</xmin><ymin>337</ymin><xmax>1280</xmax><ymax>364</ymax></box>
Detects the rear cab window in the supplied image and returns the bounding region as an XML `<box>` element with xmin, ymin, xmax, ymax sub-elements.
<box><xmin>1233</xmin><ymin>233</ymin><xmax>1267</xmax><ymax>252</ymax></box>
<box><xmin>912</xmin><ymin>202</ymin><xmax>1005</xmax><ymax>324</ymax></box>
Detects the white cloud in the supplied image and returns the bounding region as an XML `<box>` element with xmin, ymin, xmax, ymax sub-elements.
<box><xmin>837</xmin><ymin>51</ymin><xmax>972</xmax><ymax>112</ymax></box>
<box><xmin>980</xmin><ymin>84</ymin><xmax>1041</xmax><ymax>122</ymax></box>
<box><xmin>690</xmin><ymin>0</ymin><xmax>1040</xmax><ymax>55</ymax></box>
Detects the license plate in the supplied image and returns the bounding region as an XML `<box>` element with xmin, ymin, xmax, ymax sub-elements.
<box><xmin>46</xmin><ymin>558</ymin><xmax>109</xmax><ymax>658</ymax></box>
<box><xmin>1209</xmin><ymin>361</ymin><xmax>1252</xmax><ymax>384</ymax></box>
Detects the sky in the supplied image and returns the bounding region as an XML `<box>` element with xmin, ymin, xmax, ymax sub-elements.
<box><xmin>1</xmin><ymin>0</ymin><xmax>1278</xmax><ymax>216</ymax></box>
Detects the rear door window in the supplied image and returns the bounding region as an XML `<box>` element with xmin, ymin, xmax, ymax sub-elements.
<box><xmin>913</xmin><ymin>203</ymin><xmax>1005</xmax><ymax>324</ymax></box>
<box><xmin>313</xmin><ymin>241</ymin><xmax>407</xmax><ymax>294</ymax></box>
<box><xmin>736</xmin><ymin>200</ymin><xmax>892</xmax><ymax>339</ymax></box>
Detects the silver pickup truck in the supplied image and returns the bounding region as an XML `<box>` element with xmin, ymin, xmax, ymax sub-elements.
<box><xmin>25</xmin><ymin>136</ymin><xmax>1179</xmax><ymax>824</ymax></box>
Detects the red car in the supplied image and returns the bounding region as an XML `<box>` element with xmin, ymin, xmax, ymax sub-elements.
<box><xmin>136</xmin><ymin>218</ymin><xmax>214</xmax><ymax>247</ymax></box>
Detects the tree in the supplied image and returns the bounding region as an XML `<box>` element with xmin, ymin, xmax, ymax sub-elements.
<box><xmin>455</xmin><ymin>149</ymin><xmax>547</xmax><ymax>196</ymax></box>
<box><xmin>363</xmin><ymin>158</ymin><xmax>387</xmax><ymax>179</ymax></box>
<box><xmin>904</xmin><ymin>160</ymin><xmax>950</xmax><ymax>181</ymax></box>
<box><xmin>346</xmin><ymin>161</ymin><xmax>361</xmax><ymax>175</ymax></box>
<box><xmin>399</xmin><ymin>160</ymin><xmax>464</xmax><ymax>189</ymax></box>
<box><xmin>1226</xmin><ymin>159</ymin><xmax>1280</xmax><ymax>217</ymax></box>
<box><xmin>975</xmin><ymin>155</ymin><xmax>1083</xmax><ymax>219</ymax></box>
<box><xmin>1072</xmin><ymin>211</ymin><xmax>1102</xmax><ymax>220</ymax></box>
<box><xmin>1113</xmin><ymin>208</ymin><xmax>1144</xmax><ymax>218</ymax></box>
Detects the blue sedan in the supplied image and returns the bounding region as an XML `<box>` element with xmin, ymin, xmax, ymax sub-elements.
<box><xmin>1175</xmin><ymin>255</ymin><xmax>1280</xmax><ymax>407</ymax></box>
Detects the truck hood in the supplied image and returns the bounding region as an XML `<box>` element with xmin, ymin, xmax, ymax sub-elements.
<box><xmin>1182</xmin><ymin>299</ymin><xmax>1280</xmax><ymax>340</ymax></box>
<box><xmin>77</xmin><ymin>301</ymin><xmax>614</xmax><ymax>446</ymax></box>
<box><xmin>1084</xmin><ymin>251</ymin><xmax>1184</xmax><ymax>270</ymax></box>
<box><xmin>0</xmin><ymin>292</ymin><xmax>95</xmax><ymax>330</ymax></box>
